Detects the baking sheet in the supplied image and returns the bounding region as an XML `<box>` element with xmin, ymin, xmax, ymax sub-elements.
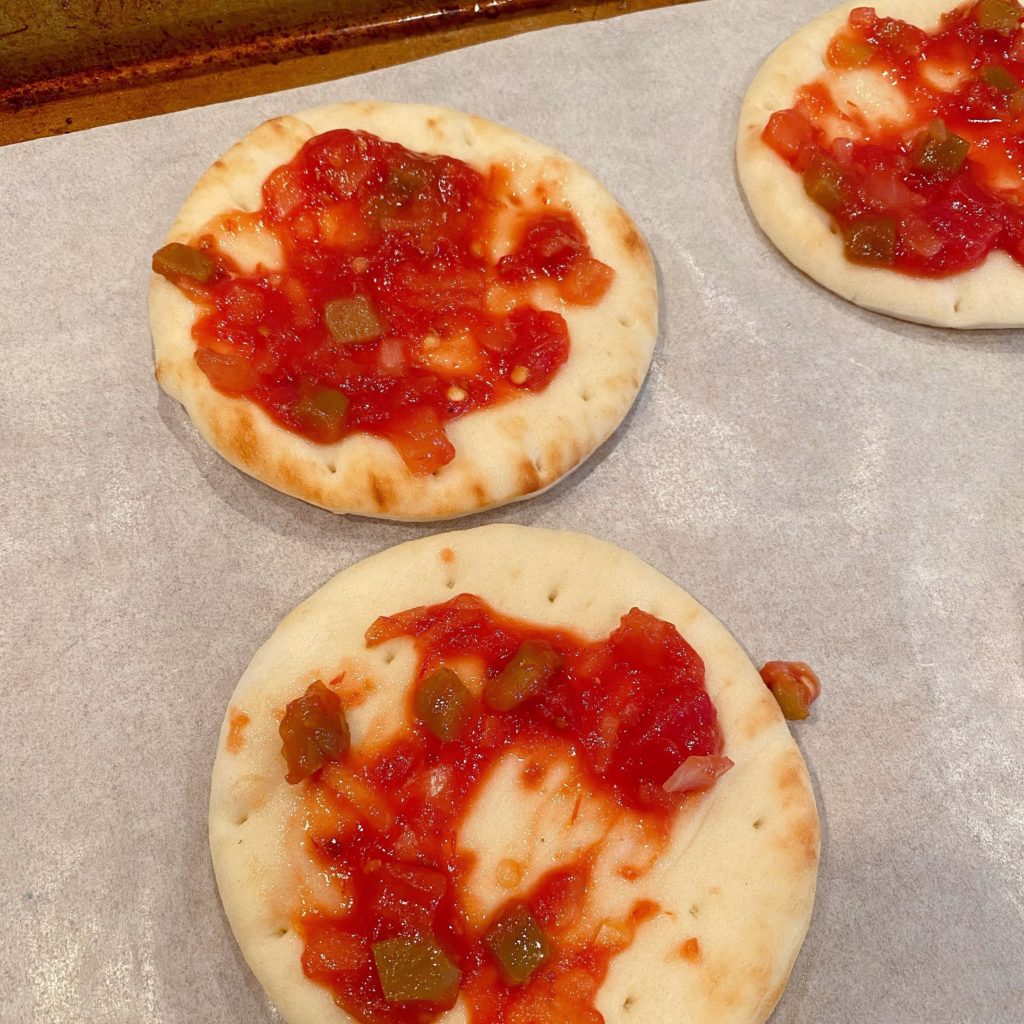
<box><xmin>1</xmin><ymin>0</ymin><xmax>1022</xmax><ymax>1020</ymax></box>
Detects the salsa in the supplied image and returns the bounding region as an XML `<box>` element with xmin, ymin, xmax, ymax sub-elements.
<box><xmin>280</xmin><ymin>595</ymin><xmax>730</xmax><ymax>1024</ymax></box>
<box><xmin>153</xmin><ymin>130</ymin><xmax>614</xmax><ymax>473</ymax></box>
<box><xmin>760</xmin><ymin>661</ymin><xmax>821</xmax><ymax>720</ymax></box>
<box><xmin>762</xmin><ymin>0</ymin><xmax>1024</xmax><ymax>275</ymax></box>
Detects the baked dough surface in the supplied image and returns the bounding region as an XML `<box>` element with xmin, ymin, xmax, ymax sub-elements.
<box><xmin>150</xmin><ymin>102</ymin><xmax>657</xmax><ymax>519</ymax></box>
<box><xmin>737</xmin><ymin>0</ymin><xmax>1024</xmax><ymax>328</ymax></box>
<box><xmin>209</xmin><ymin>525</ymin><xmax>820</xmax><ymax>1024</ymax></box>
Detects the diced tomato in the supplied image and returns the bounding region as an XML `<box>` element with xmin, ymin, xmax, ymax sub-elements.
<box><xmin>194</xmin><ymin>347</ymin><xmax>259</xmax><ymax>393</ymax></box>
<box><xmin>762</xmin><ymin>108</ymin><xmax>815</xmax><ymax>162</ymax></box>
<box><xmin>559</xmin><ymin>257</ymin><xmax>615</xmax><ymax>305</ymax></box>
<box><xmin>367</xmin><ymin>862</ymin><xmax>449</xmax><ymax>936</ymax></box>
<box><xmin>504</xmin><ymin>308</ymin><xmax>569</xmax><ymax>389</ymax></box>
<box><xmin>263</xmin><ymin>165</ymin><xmax>307</xmax><ymax>220</ymax></box>
<box><xmin>302</xmin><ymin>919</ymin><xmax>369</xmax><ymax>981</ymax></box>
<box><xmin>388</xmin><ymin>407</ymin><xmax>456</xmax><ymax>475</ymax></box>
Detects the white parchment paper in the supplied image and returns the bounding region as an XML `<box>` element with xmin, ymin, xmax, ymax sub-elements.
<box><xmin>2</xmin><ymin>1</ymin><xmax>1022</xmax><ymax>1021</ymax></box>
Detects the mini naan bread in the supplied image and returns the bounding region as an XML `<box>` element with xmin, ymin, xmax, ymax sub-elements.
<box><xmin>209</xmin><ymin>525</ymin><xmax>820</xmax><ymax>1024</ymax></box>
<box><xmin>737</xmin><ymin>0</ymin><xmax>1024</xmax><ymax>328</ymax></box>
<box><xmin>150</xmin><ymin>102</ymin><xmax>657</xmax><ymax>520</ymax></box>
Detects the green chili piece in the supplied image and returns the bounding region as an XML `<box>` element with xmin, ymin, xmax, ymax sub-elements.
<box><xmin>485</xmin><ymin>904</ymin><xmax>550</xmax><ymax>985</ymax></box>
<box><xmin>152</xmin><ymin>242</ymin><xmax>214</xmax><ymax>283</ymax></box>
<box><xmin>294</xmin><ymin>388</ymin><xmax>350</xmax><ymax>442</ymax></box>
<box><xmin>324</xmin><ymin>294</ymin><xmax>383</xmax><ymax>344</ymax></box>
<box><xmin>842</xmin><ymin>216</ymin><xmax>897</xmax><ymax>265</ymax></box>
<box><xmin>372</xmin><ymin>938</ymin><xmax>461</xmax><ymax>1004</ymax></box>
<box><xmin>484</xmin><ymin>642</ymin><xmax>562</xmax><ymax>712</ymax></box>
<box><xmin>415</xmin><ymin>667</ymin><xmax>473</xmax><ymax>742</ymax></box>
<box><xmin>983</xmin><ymin>64</ymin><xmax>1018</xmax><ymax>91</ymax></box>
<box><xmin>975</xmin><ymin>0</ymin><xmax>1021</xmax><ymax>34</ymax></box>
<box><xmin>802</xmin><ymin>154</ymin><xmax>847</xmax><ymax>213</ymax></box>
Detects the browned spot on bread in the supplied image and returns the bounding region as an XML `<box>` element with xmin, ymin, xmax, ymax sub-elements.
<box><xmin>217</xmin><ymin>406</ymin><xmax>259</xmax><ymax>467</ymax></box>
<box><xmin>213</xmin><ymin>158</ymin><xmax>228</xmax><ymax>171</ymax></box>
<box><xmin>226</xmin><ymin>708</ymin><xmax>250</xmax><ymax>754</ymax></box>
<box><xmin>154</xmin><ymin>360</ymin><xmax>167</xmax><ymax>384</ymax></box>
<box><xmin>546</xmin><ymin>438</ymin><xmax>581</xmax><ymax>483</ymax></box>
<box><xmin>440</xmin><ymin>547</ymin><xmax>455</xmax><ymax>564</ymax></box>
<box><xmin>500</xmin><ymin>415</ymin><xmax>528</xmax><ymax>441</ymax></box>
<box><xmin>788</xmin><ymin>811</ymin><xmax>821</xmax><ymax>867</ymax></box>
<box><xmin>609</xmin><ymin>206</ymin><xmax>653</xmax><ymax>268</ymax></box>
<box><xmin>776</xmin><ymin>751</ymin><xmax>807</xmax><ymax>801</ymax></box>
<box><xmin>369</xmin><ymin>473</ymin><xmax>387</xmax><ymax>510</ymax></box>
<box><xmin>742</xmin><ymin>690</ymin><xmax>781</xmax><ymax>741</ymax></box>
<box><xmin>517</xmin><ymin>457</ymin><xmax>541</xmax><ymax>496</ymax></box>
<box><xmin>273</xmin><ymin>452</ymin><xmax>331</xmax><ymax>510</ymax></box>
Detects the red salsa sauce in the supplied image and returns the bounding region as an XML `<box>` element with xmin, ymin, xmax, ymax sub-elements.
<box><xmin>282</xmin><ymin>595</ymin><xmax>729</xmax><ymax>1024</ymax></box>
<box><xmin>154</xmin><ymin>130</ymin><xmax>614</xmax><ymax>473</ymax></box>
<box><xmin>762</xmin><ymin>0</ymin><xmax>1024</xmax><ymax>274</ymax></box>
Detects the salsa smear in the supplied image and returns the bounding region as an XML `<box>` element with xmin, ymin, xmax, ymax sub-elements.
<box><xmin>279</xmin><ymin>595</ymin><xmax>731</xmax><ymax>1024</ymax></box>
<box><xmin>153</xmin><ymin>130</ymin><xmax>614</xmax><ymax>473</ymax></box>
<box><xmin>762</xmin><ymin>0</ymin><xmax>1024</xmax><ymax>274</ymax></box>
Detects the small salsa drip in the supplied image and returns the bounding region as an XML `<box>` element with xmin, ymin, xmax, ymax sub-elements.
<box><xmin>278</xmin><ymin>595</ymin><xmax>731</xmax><ymax>1024</ymax></box>
<box><xmin>153</xmin><ymin>129</ymin><xmax>615</xmax><ymax>473</ymax></box>
<box><xmin>760</xmin><ymin>661</ymin><xmax>822</xmax><ymax>720</ymax></box>
<box><xmin>762</xmin><ymin>0</ymin><xmax>1024</xmax><ymax>275</ymax></box>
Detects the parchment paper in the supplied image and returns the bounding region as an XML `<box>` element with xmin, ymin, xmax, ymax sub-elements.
<box><xmin>1</xmin><ymin>1</ymin><xmax>1021</xmax><ymax>1021</ymax></box>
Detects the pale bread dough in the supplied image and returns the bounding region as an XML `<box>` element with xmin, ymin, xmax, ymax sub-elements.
<box><xmin>209</xmin><ymin>525</ymin><xmax>820</xmax><ymax>1024</ymax></box>
<box><xmin>736</xmin><ymin>0</ymin><xmax>1024</xmax><ymax>328</ymax></box>
<box><xmin>150</xmin><ymin>102</ymin><xmax>657</xmax><ymax>519</ymax></box>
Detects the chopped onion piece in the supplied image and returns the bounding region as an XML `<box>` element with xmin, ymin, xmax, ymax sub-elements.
<box><xmin>377</xmin><ymin>337</ymin><xmax>406</xmax><ymax>374</ymax></box>
<box><xmin>662</xmin><ymin>755</ymin><xmax>734</xmax><ymax>794</ymax></box>
<box><xmin>832</xmin><ymin>137</ymin><xmax>856</xmax><ymax>167</ymax></box>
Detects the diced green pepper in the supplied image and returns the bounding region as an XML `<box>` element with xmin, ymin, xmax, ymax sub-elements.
<box><xmin>279</xmin><ymin>680</ymin><xmax>350</xmax><ymax>784</ymax></box>
<box><xmin>387</xmin><ymin>165</ymin><xmax>429</xmax><ymax>202</ymax></box>
<box><xmin>483</xmin><ymin>642</ymin><xmax>562</xmax><ymax>712</ymax></box>
<box><xmin>983</xmin><ymin>64</ymin><xmax>1018</xmax><ymax>91</ymax></box>
<box><xmin>767</xmin><ymin>675</ymin><xmax>812</xmax><ymax>720</ymax></box>
<box><xmin>152</xmin><ymin>242</ymin><xmax>214</xmax><ymax>283</ymax></box>
<box><xmin>324</xmin><ymin>295</ymin><xmax>383</xmax><ymax>344</ymax></box>
<box><xmin>294</xmin><ymin>387</ymin><xmax>350</xmax><ymax>443</ymax></box>
<box><xmin>802</xmin><ymin>153</ymin><xmax>847</xmax><ymax>213</ymax></box>
<box><xmin>842</xmin><ymin>216</ymin><xmax>897</xmax><ymax>265</ymax></box>
<box><xmin>975</xmin><ymin>0</ymin><xmax>1021</xmax><ymax>34</ymax></box>
<box><xmin>372</xmin><ymin>938</ymin><xmax>461</xmax><ymax>1004</ymax></box>
<box><xmin>415</xmin><ymin>667</ymin><xmax>473</xmax><ymax>742</ymax></box>
<box><xmin>832</xmin><ymin>34</ymin><xmax>877</xmax><ymax>68</ymax></box>
<box><xmin>912</xmin><ymin>120</ymin><xmax>970</xmax><ymax>175</ymax></box>
<box><xmin>485</xmin><ymin>904</ymin><xmax>550</xmax><ymax>985</ymax></box>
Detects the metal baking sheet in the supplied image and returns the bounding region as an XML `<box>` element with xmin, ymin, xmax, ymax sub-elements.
<box><xmin>1</xmin><ymin>0</ymin><xmax>1021</xmax><ymax>1020</ymax></box>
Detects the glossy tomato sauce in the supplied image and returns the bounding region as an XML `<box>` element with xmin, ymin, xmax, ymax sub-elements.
<box><xmin>288</xmin><ymin>595</ymin><xmax>727</xmax><ymax>1024</ymax></box>
<box><xmin>158</xmin><ymin>130</ymin><xmax>614</xmax><ymax>473</ymax></box>
<box><xmin>762</xmin><ymin>0</ymin><xmax>1024</xmax><ymax>274</ymax></box>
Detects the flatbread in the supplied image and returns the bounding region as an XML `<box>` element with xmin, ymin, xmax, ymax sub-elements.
<box><xmin>209</xmin><ymin>525</ymin><xmax>820</xmax><ymax>1024</ymax></box>
<box><xmin>736</xmin><ymin>0</ymin><xmax>1024</xmax><ymax>328</ymax></box>
<box><xmin>150</xmin><ymin>102</ymin><xmax>657</xmax><ymax>520</ymax></box>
